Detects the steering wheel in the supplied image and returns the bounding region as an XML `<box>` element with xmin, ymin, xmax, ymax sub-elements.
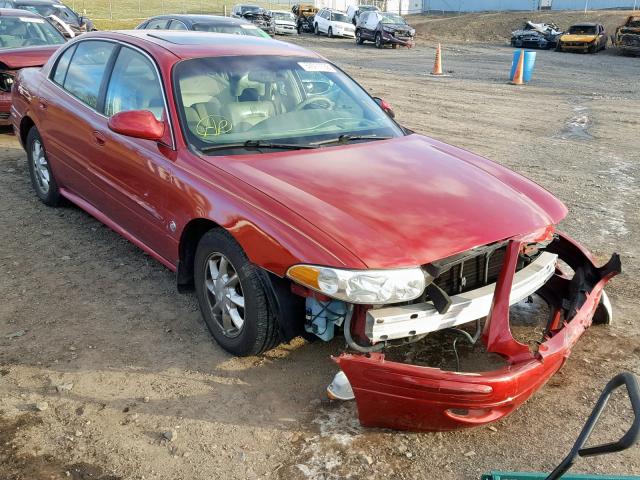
<box><xmin>296</xmin><ymin>96</ymin><xmax>335</xmax><ymax>111</ymax></box>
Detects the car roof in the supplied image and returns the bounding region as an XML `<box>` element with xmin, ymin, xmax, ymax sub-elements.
<box><xmin>570</xmin><ymin>22</ymin><xmax>599</xmax><ymax>27</ymax></box>
<box><xmin>145</xmin><ymin>14</ymin><xmax>248</xmax><ymax>25</ymax></box>
<box><xmin>0</xmin><ymin>7</ymin><xmax>41</xmax><ymax>17</ymax></box>
<box><xmin>91</xmin><ymin>30</ymin><xmax>320</xmax><ymax>60</ymax></box>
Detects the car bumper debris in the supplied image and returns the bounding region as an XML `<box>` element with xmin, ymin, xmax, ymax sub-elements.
<box><xmin>332</xmin><ymin>232</ymin><xmax>621</xmax><ymax>431</ymax></box>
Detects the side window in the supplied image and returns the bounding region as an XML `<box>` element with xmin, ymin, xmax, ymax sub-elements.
<box><xmin>63</xmin><ymin>41</ymin><xmax>115</xmax><ymax>109</ymax></box>
<box><xmin>51</xmin><ymin>44</ymin><xmax>77</xmax><ymax>85</ymax></box>
<box><xmin>145</xmin><ymin>19</ymin><xmax>169</xmax><ymax>30</ymax></box>
<box><xmin>104</xmin><ymin>47</ymin><xmax>164</xmax><ymax>121</ymax></box>
<box><xmin>168</xmin><ymin>20</ymin><xmax>188</xmax><ymax>30</ymax></box>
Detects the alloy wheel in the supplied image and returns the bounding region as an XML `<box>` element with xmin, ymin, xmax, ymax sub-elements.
<box><xmin>31</xmin><ymin>139</ymin><xmax>50</xmax><ymax>194</ymax></box>
<box><xmin>203</xmin><ymin>252</ymin><xmax>245</xmax><ymax>338</ymax></box>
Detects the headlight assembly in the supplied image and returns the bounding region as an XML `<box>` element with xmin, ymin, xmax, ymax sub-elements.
<box><xmin>287</xmin><ymin>264</ymin><xmax>428</xmax><ymax>304</ymax></box>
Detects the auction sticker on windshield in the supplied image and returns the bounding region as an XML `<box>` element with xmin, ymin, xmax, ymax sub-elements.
<box><xmin>298</xmin><ymin>62</ymin><xmax>336</xmax><ymax>73</ymax></box>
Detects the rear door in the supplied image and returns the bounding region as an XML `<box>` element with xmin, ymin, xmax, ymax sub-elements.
<box><xmin>37</xmin><ymin>40</ymin><xmax>117</xmax><ymax>203</ymax></box>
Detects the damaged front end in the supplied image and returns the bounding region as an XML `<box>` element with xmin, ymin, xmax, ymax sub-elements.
<box><xmin>293</xmin><ymin>231</ymin><xmax>620</xmax><ymax>431</ymax></box>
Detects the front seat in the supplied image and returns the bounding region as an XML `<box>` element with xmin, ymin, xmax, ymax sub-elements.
<box><xmin>179</xmin><ymin>73</ymin><xmax>231</xmax><ymax>137</ymax></box>
<box><xmin>223</xmin><ymin>74</ymin><xmax>275</xmax><ymax>132</ymax></box>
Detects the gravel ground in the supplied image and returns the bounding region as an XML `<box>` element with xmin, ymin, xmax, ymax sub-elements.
<box><xmin>0</xmin><ymin>35</ymin><xmax>639</xmax><ymax>480</ymax></box>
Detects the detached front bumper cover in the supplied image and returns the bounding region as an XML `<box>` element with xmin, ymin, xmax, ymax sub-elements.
<box><xmin>335</xmin><ymin>232</ymin><xmax>621</xmax><ymax>431</ymax></box>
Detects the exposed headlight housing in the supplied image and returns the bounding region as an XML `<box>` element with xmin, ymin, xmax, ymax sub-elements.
<box><xmin>0</xmin><ymin>71</ymin><xmax>15</xmax><ymax>93</ymax></box>
<box><xmin>287</xmin><ymin>265</ymin><xmax>428</xmax><ymax>304</ymax></box>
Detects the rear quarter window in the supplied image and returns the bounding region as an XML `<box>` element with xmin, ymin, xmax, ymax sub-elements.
<box><xmin>51</xmin><ymin>44</ymin><xmax>76</xmax><ymax>86</ymax></box>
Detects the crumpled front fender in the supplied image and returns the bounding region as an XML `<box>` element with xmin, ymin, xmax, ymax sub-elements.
<box><xmin>335</xmin><ymin>232</ymin><xmax>621</xmax><ymax>432</ymax></box>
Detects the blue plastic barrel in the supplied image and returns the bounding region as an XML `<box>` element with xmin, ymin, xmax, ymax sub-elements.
<box><xmin>510</xmin><ymin>50</ymin><xmax>537</xmax><ymax>82</ymax></box>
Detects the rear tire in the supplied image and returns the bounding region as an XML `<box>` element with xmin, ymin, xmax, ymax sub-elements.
<box><xmin>26</xmin><ymin>127</ymin><xmax>61</xmax><ymax>207</ymax></box>
<box><xmin>194</xmin><ymin>229</ymin><xmax>279</xmax><ymax>356</ymax></box>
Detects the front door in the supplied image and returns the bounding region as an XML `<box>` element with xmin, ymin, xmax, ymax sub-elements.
<box><xmin>88</xmin><ymin>45</ymin><xmax>175</xmax><ymax>262</ymax></box>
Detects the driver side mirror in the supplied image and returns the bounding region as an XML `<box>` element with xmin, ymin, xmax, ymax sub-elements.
<box><xmin>108</xmin><ymin>110</ymin><xmax>165</xmax><ymax>141</ymax></box>
<box><xmin>373</xmin><ymin>97</ymin><xmax>395</xmax><ymax>119</ymax></box>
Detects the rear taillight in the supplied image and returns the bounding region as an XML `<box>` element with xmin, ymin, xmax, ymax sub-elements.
<box><xmin>0</xmin><ymin>71</ymin><xmax>15</xmax><ymax>93</ymax></box>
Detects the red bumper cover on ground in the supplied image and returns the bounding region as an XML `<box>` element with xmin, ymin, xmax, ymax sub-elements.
<box><xmin>336</xmin><ymin>233</ymin><xmax>621</xmax><ymax>431</ymax></box>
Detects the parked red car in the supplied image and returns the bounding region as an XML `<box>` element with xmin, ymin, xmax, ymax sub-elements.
<box><xmin>11</xmin><ymin>30</ymin><xmax>620</xmax><ymax>431</ymax></box>
<box><xmin>0</xmin><ymin>8</ymin><xmax>65</xmax><ymax>126</ymax></box>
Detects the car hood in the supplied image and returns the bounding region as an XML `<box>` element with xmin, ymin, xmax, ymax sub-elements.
<box><xmin>561</xmin><ymin>34</ymin><xmax>598</xmax><ymax>42</ymax></box>
<box><xmin>275</xmin><ymin>19</ymin><xmax>296</xmax><ymax>25</ymax></box>
<box><xmin>207</xmin><ymin>135</ymin><xmax>567</xmax><ymax>268</ymax></box>
<box><xmin>0</xmin><ymin>45</ymin><xmax>61</xmax><ymax>69</ymax></box>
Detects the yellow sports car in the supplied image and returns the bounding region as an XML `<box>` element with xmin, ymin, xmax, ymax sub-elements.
<box><xmin>557</xmin><ymin>22</ymin><xmax>607</xmax><ymax>53</ymax></box>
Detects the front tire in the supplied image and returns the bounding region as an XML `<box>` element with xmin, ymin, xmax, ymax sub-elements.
<box><xmin>356</xmin><ymin>29</ymin><xmax>363</xmax><ymax>44</ymax></box>
<box><xmin>314</xmin><ymin>23</ymin><xmax>319</xmax><ymax>35</ymax></box>
<box><xmin>194</xmin><ymin>229</ymin><xmax>279</xmax><ymax>356</ymax></box>
<box><xmin>327</xmin><ymin>26</ymin><xmax>333</xmax><ymax>38</ymax></box>
<box><xmin>375</xmin><ymin>32</ymin><xmax>383</xmax><ymax>48</ymax></box>
<box><xmin>26</xmin><ymin>127</ymin><xmax>61</xmax><ymax>207</ymax></box>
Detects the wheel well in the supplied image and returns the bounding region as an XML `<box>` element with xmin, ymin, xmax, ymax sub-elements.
<box><xmin>19</xmin><ymin>116</ymin><xmax>35</xmax><ymax>147</ymax></box>
<box><xmin>176</xmin><ymin>218</ymin><xmax>222</xmax><ymax>292</ymax></box>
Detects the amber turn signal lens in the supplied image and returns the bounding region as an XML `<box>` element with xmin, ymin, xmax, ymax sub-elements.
<box><xmin>287</xmin><ymin>265</ymin><xmax>320</xmax><ymax>290</ymax></box>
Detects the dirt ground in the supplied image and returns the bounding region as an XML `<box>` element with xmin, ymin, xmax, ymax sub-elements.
<box><xmin>1</xmin><ymin>27</ymin><xmax>640</xmax><ymax>480</ymax></box>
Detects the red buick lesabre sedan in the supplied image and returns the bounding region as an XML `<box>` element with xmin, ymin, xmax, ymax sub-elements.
<box><xmin>0</xmin><ymin>8</ymin><xmax>65</xmax><ymax>126</ymax></box>
<box><xmin>11</xmin><ymin>30</ymin><xmax>620</xmax><ymax>432</ymax></box>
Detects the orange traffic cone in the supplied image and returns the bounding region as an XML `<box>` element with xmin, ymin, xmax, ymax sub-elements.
<box><xmin>510</xmin><ymin>49</ymin><xmax>525</xmax><ymax>85</ymax></box>
<box><xmin>432</xmin><ymin>43</ymin><xmax>443</xmax><ymax>75</ymax></box>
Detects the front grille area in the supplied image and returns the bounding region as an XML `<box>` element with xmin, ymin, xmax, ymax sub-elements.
<box><xmin>0</xmin><ymin>112</ymin><xmax>10</xmax><ymax>120</ymax></box>
<box><xmin>425</xmin><ymin>244</ymin><xmax>532</xmax><ymax>298</ymax></box>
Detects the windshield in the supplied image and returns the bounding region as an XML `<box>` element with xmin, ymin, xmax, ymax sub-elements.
<box><xmin>360</xmin><ymin>5</ymin><xmax>377</xmax><ymax>11</ymax></box>
<box><xmin>569</xmin><ymin>25</ymin><xmax>596</xmax><ymax>35</ymax></box>
<box><xmin>272</xmin><ymin>12</ymin><xmax>295</xmax><ymax>21</ymax></box>
<box><xmin>174</xmin><ymin>55</ymin><xmax>403</xmax><ymax>155</ymax></box>
<box><xmin>19</xmin><ymin>4</ymin><xmax>81</xmax><ymax>24</ymax></box>
<box><xmin>192</xmin><ymin>23</ymin><xmax>270</xmax><ymax>37</ymax></box>
<box><xmin>380</xmin><ymin>13</ymin><xmax>406</xmax><ymax>25</ymax></box>
<box><xmin>240</xmin><ymin>5</ymin><xmax>262</xmax><ymax>13</ymax></box>
<box><xmin>330</xmin><ymin>12</ymin><xmax>349</xmax><ymax>23</ymax></box>
<box><xmin>0</xmin><ymin>15</ymin><xmax>65</xmax><ymax>48</ymax></box>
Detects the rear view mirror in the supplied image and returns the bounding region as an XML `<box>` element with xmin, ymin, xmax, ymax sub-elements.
<box><xmin>373</xmin><ymin>96</ymin><xmax>395</xmax><ymax>119</ymax></box>
<box><xmin>302</xmin><ymin>80</ymin><xmax>332</xmax><ymax>95</ymax></box>
<box><xmin>108</xmin><ymin>110</ymin><xmax>165</xmax><ymax>141</ymax></box>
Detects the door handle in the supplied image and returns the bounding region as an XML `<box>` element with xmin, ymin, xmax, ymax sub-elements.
<box><xmin>92</xmin><ymin>131</ymin><xmax>106</xmax><ymax>147</ymax></box>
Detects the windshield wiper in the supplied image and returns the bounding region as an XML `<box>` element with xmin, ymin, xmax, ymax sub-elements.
<box><xmin>311</xmin><ymin>134</ymin><xmax>393</xmax><ymax>146</ymax></box>
<box><xmin>199</xmin><ymin>140</ymin><xmax>319</xmax><ymax>154</ymax></box>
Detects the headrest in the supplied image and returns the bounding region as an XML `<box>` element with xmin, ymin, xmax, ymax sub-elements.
<box><xmin>232</xmin><ymin>74</ymin><xmax>266</xmax><ymax>98</ymax></box>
